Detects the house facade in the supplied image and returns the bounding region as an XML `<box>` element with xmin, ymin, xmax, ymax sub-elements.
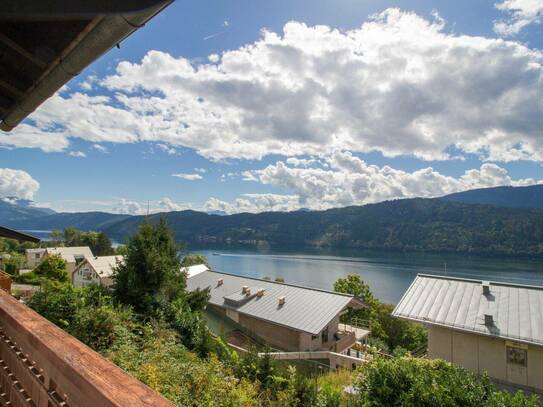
<box><xmin>73</xmin><ymin>255</ymin><xmax>124</xmax><ymax>288</ymax></box>
<box><xmin>42</xmin><ymin>246</ymin><xmax>94</xmax><ymax>279</ymax></box>
<box><xmin>187</xmin><ymin>270</ymin><xmax>366</xmax><ymax>352</ymax></box>
<box><xmin>25</xmin><ymin>248</ymin><xmax>46</xmax><ymax>268</ymax></box>
<box><xmin>393</xmin><ymin>274</ymin><xmax>543</xmax><ymax>393</ymax></box>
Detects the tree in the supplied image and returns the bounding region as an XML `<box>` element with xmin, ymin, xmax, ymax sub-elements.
<box><xmin>62</xmin><ymin>227</ymin><xmax>114</xmax><ymax>256</ymax></box>
<box><xmin>34</xmin><ymin>254</ymin><xmax>69</xmax><ymax>283</ymax></box>
<box><xmin>334</xmin><ymin>275</ymin><xmax>427</xmax><ymax>352</ymax></box>
<box><xmin>113</xmin><ymin>218</ymin><xmax>184</xmax><ymax>315</ymax></box>
<box><xmin>180</xmin><ymin>254</ymin><xmax>209</xmax><ymax>267</ymax></box>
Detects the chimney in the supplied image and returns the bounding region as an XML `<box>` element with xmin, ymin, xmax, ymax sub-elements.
<box><xmin>484</xmin><ymin>314</ymin><xmax>493</xmax><ymax>326</ymax></box>
<box><xmin>482</xmin><ymin>281</ymin><xmax>490</xmax><ymax>296</ymax></box>
<box><xmin>242</xmin><ymin>285</ymin><xmax>249</xmax><ymax>294</ymax></box>
<box><xmin>257</xmin><ymin>288</ymin><xmax>265</xmax><ymax>297</ymax></box>
<box><xmin>278</xmin><ymin>296</ymin><xmax>286</xmax><ymax>306</ymax></box>
<box><xmin>245</xmin><ymin>288</ymin><xmax>251</xmax><ymax>296</ymax></box>
<box><xmin>217</xmin><ymin>278</ymin><xmax>223</xmax><ymax>286</ymax></box>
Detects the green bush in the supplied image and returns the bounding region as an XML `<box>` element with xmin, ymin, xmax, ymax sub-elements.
<box><xmin>34</xmin><ymin>255</ymin><xmax>69</xmax><ymax>283</ymax></box>
<box><xmin>355</xmin><ymin>357</ymin><xmax>540</xmax><ymax>407</ymax></box>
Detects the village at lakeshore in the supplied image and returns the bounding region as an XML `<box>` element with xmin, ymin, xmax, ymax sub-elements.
<box><xmin>4</xmin><ymin>233</ymin><xmax>541</xmax><ymax>397</ymax></box>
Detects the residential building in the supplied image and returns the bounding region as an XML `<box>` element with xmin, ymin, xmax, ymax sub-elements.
<box><xmin>181</xmin><ymin>263</ymin><xmax>209</xmax><ymax>278</ymax></box>
<box><xmin>25</xmin><ymin>247</ymin><xmax>46</xmax><ymax>268</ymax></box>
<box><xmin>187</xmin><ymin>270</ymin><xmax>366</xmax><ymax>352</ymax></box>
<box><xmin>393</xmin><ymin>274</ymin><xmax>543</xmax><ymax>393</ymax></box>
<box><xmin>73</xmin><ymin>255</ymin><xmax>124</xmax><ymax>288</ymax></box>
<box><xmin>43</xmin><ymin>246</ymin><xmax>94</xmax><ymax>279</ymax></box>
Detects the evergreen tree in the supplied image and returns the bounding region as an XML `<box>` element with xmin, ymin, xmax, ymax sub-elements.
<box><xmin>113</xmin><ymin>218</ymin><xmax>184</xmax><ymax>315</ymax></box>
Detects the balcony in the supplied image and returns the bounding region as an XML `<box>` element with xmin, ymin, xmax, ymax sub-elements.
<box><xmin>0</xmin><ymin>288</ymin><xmax>173</xmax><ymax>407</ymax></box>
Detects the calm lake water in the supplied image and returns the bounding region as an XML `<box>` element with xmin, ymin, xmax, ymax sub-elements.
<box><xmin>193</xmin><ymin>247</ymin><xmax>543</xmax><ymax>304</ymax></box>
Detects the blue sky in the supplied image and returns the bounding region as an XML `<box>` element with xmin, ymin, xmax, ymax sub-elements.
<box><xmin>1</xmin><ymin>0</ymin><xmax>543</xmax><ymax>214</ymax></box>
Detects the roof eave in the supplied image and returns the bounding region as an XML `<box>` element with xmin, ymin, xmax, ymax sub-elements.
<box><xmin>0</xmin><ymin>0</ymin><xmax>172</xmax><ymax>132</ymax></box>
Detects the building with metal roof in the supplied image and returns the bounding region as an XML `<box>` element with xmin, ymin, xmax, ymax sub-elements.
<box><xmin>73</xmin><ymin>255</ymin><xmax>124</xmax><ymax>288</ymax></box>
<box><xmin>393</xmin><ymin>274</ymin><xmax>543</xmax><ymax>392</ymax></box>
<box><xmin>187</xmin><ymin>270</ymin><xmax>366</xmax><ymax>352</ymax></box>
<box><xmin>181</xmin><ymin>263</ymin><xmax>209</xmax><ymax>279</ymax></box>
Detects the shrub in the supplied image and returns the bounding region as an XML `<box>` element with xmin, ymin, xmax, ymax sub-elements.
<box><xmin>355</xmin><ymin>356</ymin><xmax>540</xmax><ymax>407</ymax></box>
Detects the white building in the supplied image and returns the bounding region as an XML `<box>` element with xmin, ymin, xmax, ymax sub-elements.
<box><xmin>43</xmin><ymin>247</ymin><xmax>94</xmax><ymax>279</ymax></box>
<box><xmin>72</xmin><ymin>255</ymin><xmax>124</xmax><ymax>288</ymax></box>
<box><xmin>180</xmin><ymin>263</ymin><xmax>209</xmax><ymax>278</ymax></box>
<box><xmin>393</xmin><ymin>274</ymin><xmax>543</xmax><ymax>393</ymax></box>
<box><xmin>25</xmin><ymin>248</ymin><xmax>46</xmax><ymax>268</ymax></box>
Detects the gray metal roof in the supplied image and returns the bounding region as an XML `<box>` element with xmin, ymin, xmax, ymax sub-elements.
<box><xmin>187</xmin><ymin>271</ymin><xmax>357</xmax><ymax>335</ymax></box>
<box><xmin>393</xmin><ymin>274</ymin><xmax>543</xmax><ymax>346</ymax></box>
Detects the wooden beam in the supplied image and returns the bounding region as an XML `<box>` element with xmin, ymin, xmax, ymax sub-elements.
<box><xmin>0</xmin><ymin>33</ymin><xmax>46</xmax><ymax>68</ymax></box>
<box><xmin>0</xmin><ymin>79</ymin><xmax>24</xmax><ymax>98</ymax></box>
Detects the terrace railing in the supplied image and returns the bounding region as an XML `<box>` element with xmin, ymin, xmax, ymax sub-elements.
<box><xmin>0</xmin><ymin>289</ymin><xmax>174</xmax><ymax>407</ymax></box>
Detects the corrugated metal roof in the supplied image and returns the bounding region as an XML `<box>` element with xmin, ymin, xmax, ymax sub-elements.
<box><xmin>86</xmin><ymin>255</ymin><xmax>124</xmax><ymax>277</ymax></box>
<box><xmin>46</xmin><ymin>246</ymin><xmax>93</xmax><ymax>264</ymax></box>
<box><xmin>186</xmin><ymin>271</ymin><xmax>356</xmax><ymax>335</ymax></box>
<box><xmin>392</xmin><ymin>274</ymin><xmax>543</xmax><ymax>346</ymax></box>
<box><xmin>180</xmin><ymin>264</ymin><xmax>209</xmax><ymax>278</ymax></box>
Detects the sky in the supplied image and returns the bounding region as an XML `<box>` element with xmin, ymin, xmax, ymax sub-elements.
<box><xmin>1</xmin><ymin>0</ymin><xmax>543</xmax><ymax>214</ymax></box>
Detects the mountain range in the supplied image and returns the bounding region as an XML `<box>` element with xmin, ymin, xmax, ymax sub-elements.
<box><xmin>2</xmin><ymin>185</ymin><xmax>543</xmax><ymax>256</ymax></box>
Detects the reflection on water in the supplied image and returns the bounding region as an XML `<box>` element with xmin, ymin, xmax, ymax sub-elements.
<box><xmin>194</xmin><ymin>247</ymin><xmax>543</xmax><ymax>304</ymax></box>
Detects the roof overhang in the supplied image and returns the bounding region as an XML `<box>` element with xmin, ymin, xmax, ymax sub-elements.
<box><xmin>0</xmin><ymin>0</ymin><xmax>172</xmax><ymax>131</ymax></box>
<box><xmin>347</xmin><ymin>297</ymin><xmax>368</xmax><ymax>309</ymax></box>
<box><xmin>0</xmin><ymin>226</ymin><xmax>40</xmax><ymax>242</ymax></box>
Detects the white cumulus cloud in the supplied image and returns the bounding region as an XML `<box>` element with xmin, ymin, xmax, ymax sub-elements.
<box><xmin>0</xmin><ymin>168</ymin><xmax>40</xmax><ymax>200</ymax></box>
<box><xmin>172</xmin><ymin>173</ymin><xmax>203</xmax><ymax>180</ymax></box>
<box><xmin>4</xmin><ymin>9</ymin><xmax>543</xmax><ymax>163</ymax></box>
<box><xmin>240</xmin><ymin>152</ymin><xmax>540</xmax><ymax>210</ymax></box>
<box><xmin>494</xmin><ymin>0</ymin><xmax>543</xmax><ymax>36</ymax></box>
<box><xmin>68</xmin><ymin>151</ymin><xmax>87</xmax><ymax>158</ymax></box>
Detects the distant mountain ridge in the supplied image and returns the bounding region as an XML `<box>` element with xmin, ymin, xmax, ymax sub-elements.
<box><xmin>441</xmin><ymin>184</ymin><xmax>543</xmax><ymax>209</ymax></box>
<box><xmin>4</xmin><ymin>197</ymin><xmax>543</xmax><ymax>257</ymax></box>
<box><xmin>2</xmin><ymin>185</ymin><xmax>543</xmax><ymax>257</ymax></box>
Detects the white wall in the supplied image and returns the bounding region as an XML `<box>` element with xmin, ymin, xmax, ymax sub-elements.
<box><xmin>72</xmin><ymin>263</ymin><xmax>100</xmax><ymax>288</ymax></box>
<box><xmin>428</xmin><ymin>326</ymin><xmax>543</xmax><ymax>392</ymax></box>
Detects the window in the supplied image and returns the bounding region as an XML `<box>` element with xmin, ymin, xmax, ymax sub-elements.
<box><xmin>35</xmin><ymin>253</ymin><xmax>40</xmax><ymax>259</ymax></box>
<box><xmin>507</xmin><ymin>346</ymin><xmax>527</xmax><ymax>367</ymax></box>
<box><xmin>321</xmin><ymin>326</ymin><xmax>329</xmax><ymax>343</ymax></box>
<box><xmin>311</xmin><ymin>334</ymin><xmax>318</xmax><ymax>341</ymax></box>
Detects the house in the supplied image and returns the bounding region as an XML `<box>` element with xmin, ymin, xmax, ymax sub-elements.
<box><xmin>186</xmin><ymin>270</ymin><xmax>366</xmax><ymax>352</ymax></box>
<box><xmin>42</xmin><ymin>247</ymin><xmax>94</xmax><ymax>279</ymax></box>
<box><xmin>25</xmin><ymin>248</ymin><xmax>46</xmax><ymax>268</ymax></box>
<box><xmin>181</xmin><ymin>263</ymin><xmax>209</xmax><ymax>278</ymax></box>
<box><xmin>73</xmin><ymin>255</ymin><xmax>124</xmax><ymax>288</ymax></box>
<box><xmin>393</xmin><ymin>274</ymin><xmax>543</xmax><ymax>393</ymax></box>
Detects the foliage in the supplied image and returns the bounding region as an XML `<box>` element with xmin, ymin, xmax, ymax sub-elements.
<box><xmin>181</xmin><ymin>254</ymin><xmax>209</xmax><ymax>267</ymax></box>
<box><xmin>26</xmin><ymin>283</ymin><xmax>133</xmax><ymax>352</ymax></box>
<box><xmin>14</xmin><ymin>271</ymin><xmax>41</xmax><ymax>285</ymax></box>
<box><xmin>113</xmin><ymin>218</ymin><xmax>185</xmax><ymax>315</ymax></box>
<box><xmin>2</xmin><ymin>252</ymin><xmax>25</xmax><ymax>275</ymax></box>
<box><xmin>334</xmin><ymin>275</ymin><xmax>427</xmax><ymax>353</ymax></box>
<box><xmin>62</xmin><ymin>227</ymin><xmax>114</xmax><ymax>256</ymax></box>
<box><xmin>0</xmin><ymin>237</ymin><xmax>37</xmax><ymax>254</ymax></box>
<box><xmin>354</xmin><ymin>357</ymin><xmax>540</xmax><ymax>407</ymax></box>
<box><xmin>107</xmin><ymin>325</ymin><xmax>260</xmax><ymax>407</ymax></box>
<box><xmin>33</xmin><ymin>254</ymin><xmax>69</xmax><ymax>283</ymax></box>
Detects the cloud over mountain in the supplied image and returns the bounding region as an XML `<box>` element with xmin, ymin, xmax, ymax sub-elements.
<box><xmin>0</xmin><ymin>168</ymin><xmax>40</xmax><ymax>200</ymax></box>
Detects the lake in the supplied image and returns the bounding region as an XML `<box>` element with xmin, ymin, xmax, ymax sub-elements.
<box><xmin>193</xmin><ymin>247</ymin><xmax>543</xmax><ymax>304</ymax></box>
